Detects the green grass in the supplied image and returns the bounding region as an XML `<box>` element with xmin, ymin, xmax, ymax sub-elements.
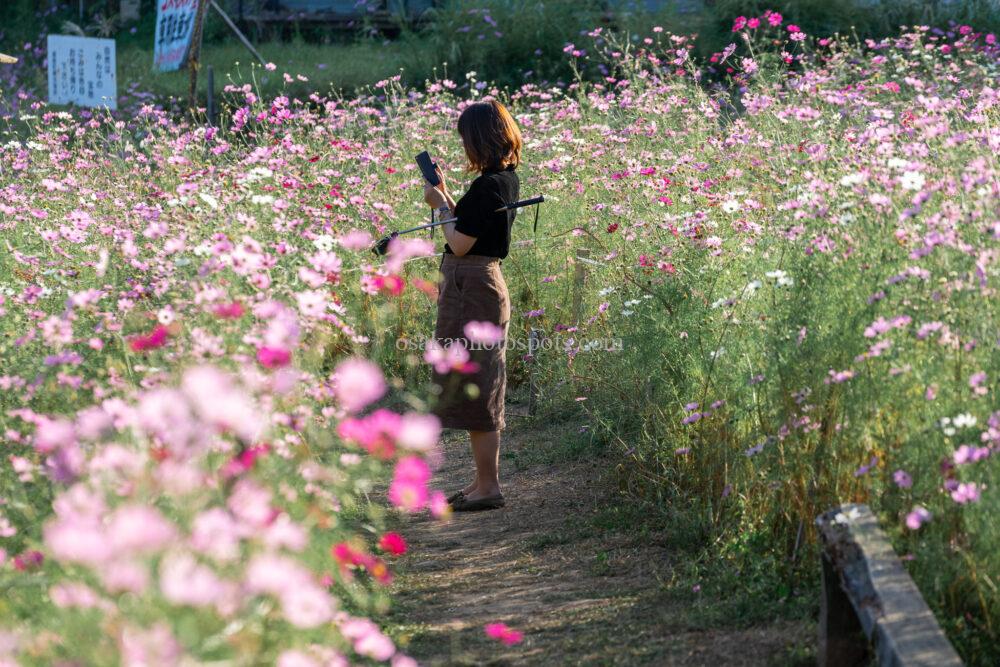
<box><xmin>118</xmin><ymin>39</ymin><xmax>419</xmax><ymax>101</ymax></box>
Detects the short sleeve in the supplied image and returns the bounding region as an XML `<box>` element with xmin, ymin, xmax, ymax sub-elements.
<box><xmin>453</xmin><ymin>176</ymin><xmax>505</xmax><ymax>239</ymax></box>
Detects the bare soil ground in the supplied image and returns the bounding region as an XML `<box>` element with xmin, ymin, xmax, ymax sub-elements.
<box><xmin>386</xmin><ymin>419</ymin><xmax>814</xmax><ymax>666</ymax></box>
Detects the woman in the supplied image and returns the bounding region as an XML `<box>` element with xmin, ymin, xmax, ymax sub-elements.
<box><xmin>422</xmin><ymin>100</ymin><xmax>522</xmax><ymax>512</ymax></box>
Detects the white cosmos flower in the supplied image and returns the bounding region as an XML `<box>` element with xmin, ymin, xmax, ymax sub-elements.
<box><xmin>313</xmin><ymin>235</ymin><xmax>335</xmax><ymax>252</ymax></box>
<box><xmin>722</xmin><ymin>200</ymin><xmax>740</xmax><ymax>213</ymax></box>
<box><xmin>251</xmin><ymin>194</ymin><xmax>275</xmax><ymax>206</ymax></box>
<box><xmin>900</xmin><ymin>170</ymin><xmax>926</xmax><ymax>191</ymax></box>
<box><xmin>953</xmin><ymin>413</ymin><xmax>978</xmax><ymax>429</ymax></box>
<box><xmin>198</xmin><ymin>193</ymin><xmax>219</xmax><ymax>210</ymax></box>
<box><xmin>744</xmin><ymin>280</ymin><xmax>763</xmax><ymax>294</ymax></box>
<box><xmin>765</xmin><ymin>270</ymin><xmax>787</xmax><ymax>280</ymax></box>
<box><xmin>887</xmin><ymin>157</ymin><xmax>908</xmax><ymax>170</ymax></box>
<box><xmin>839</xmin><ymin>172</ymin><xmax>865</xmax><ymax>186</ymax></box>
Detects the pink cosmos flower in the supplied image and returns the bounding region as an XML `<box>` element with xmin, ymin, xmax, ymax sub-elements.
<box><xmin>950</xmin><ymin>482</ymin><xmax>980</xmax><ymax>504</ymax></box>
<box><xmin>108</xmin><ymin>505</ymin><xmax>177</xmax><ymax>555</ymax></box>
<box><xmin>892</xmin><ymin>469</ymin><xmax>912</xmax><ymax>488</ymax></box>
<box><xmin>388</xmin><ymin>455</ymin><xmax>431</xmax><ymax>512</ymax></box>
<box><xmin>337</xmin><ymin>409</ymin><xmax>401</xmax><ymax>460</ymax></box>
<box><xmin>396</xmin><ymin>412</ymin><xmax>441</xmax><ymax>453</ymax></box>
<box><xmin>257</xmin><ymin>346</ymin><xmax>292</xmax><ymax>368</ymax></box>
<box><xmin>428</xmin><ymin>490</ymin><xmax>450</xmax><ymax>518</ymax></box>
<box><xmin>213</xmin><ymin>301</ymin><xmax>245</xmax><ymax>319</ymax></box>
<box><xmin>332</xmin><ymin>357</ymin><xmax>386</xmax><ymax>413</ymax></box>
<box><xmin>484</xmin><ymin>622</ymin><xmax>524</xmax><ymax>645</ymax></box>
<box><xmin>340</xmin><ymin>617</ymin><xmax>396</xmax><ymax>661</ymax></box>
<box><xmin>424</xmin><ymin>339</ymin><xmax>479</xmax><ymax>375</ymax></box>
<box><xmin>378</xmin><ymin>532</ymin><xmax>407</xmax><ymax>556</ymax></box>
<box><xmin>969</xmin><ymin>371</ymin><xmax>987</xmax><ymax>396</ymax></box>
<box><xmin>464</xmin><ymin>320</ymin><xmax>505</xmax><ymax>345</ymax></box>
<box><xmin>280</xmin><ymin>585</ymin><xmax>335</xmax><ymax>628</ymax></box>
<box><xmin>277</xmin><ymin>650</ymin><xmax>321</xmax><ymax>667</ymax></box>
<box><xmin>159</xmin><ymin>552</ymin><xmax>226</xmax><ymax>608</ymax></box>
<box><xmin>905</xmin><ymin>506</ymin><xmax>931</xmax><ymax>530</ymax></box>
<box><xmin>128</xmin><ymin>325</ymin><xmax>169</xmax><ymax>352</ymax></box>
<box><xmin>120</xmin><ymin>623</ymin><xmax>184</xmax><ymax>667</ymax></box>
<box><xmin>339</xmin><ymin>229</ymin><xmax>373</xmax><ymax>250</ymax></box>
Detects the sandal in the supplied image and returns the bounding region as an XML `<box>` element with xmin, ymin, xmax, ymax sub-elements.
<box><xmin>451</xmin><ymin>494</ymin><xmax>506</xmax><ymax>512</ymax></box>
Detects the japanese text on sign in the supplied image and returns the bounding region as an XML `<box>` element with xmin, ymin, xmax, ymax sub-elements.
<box><xmin>154</xmin><ymin>0</ymin><xmax>200</xmax><ymax>72</ymax></box>
<box><xmin>47</xmin><ymin>35</ymin><xmax>118</xmax><ymax>110</ymax></box>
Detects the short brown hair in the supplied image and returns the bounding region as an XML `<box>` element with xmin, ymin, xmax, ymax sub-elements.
<box><xmin>457</xmin><ymin>100</ymin><xmax>522</xmax><ymax>174</ymax></box>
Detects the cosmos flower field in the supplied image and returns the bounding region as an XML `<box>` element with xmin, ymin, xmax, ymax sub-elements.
<box><xmin>1</xmin><ymin>11</ymin><xmax>999</xmax><ymax>664</ymax></box>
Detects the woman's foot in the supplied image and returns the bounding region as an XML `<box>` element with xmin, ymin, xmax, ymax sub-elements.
<box><xmin>447</xmin><ymin>481</ymin><xmax>480</xmax><ymax>505</ymax></box>
<box><xmin>451</xmin><ymin>493</ymin><xmax>505</xmax><ymax>512</ymax></box>
<box><xmin>463</xmin><ymin>484</ymin><xmax>501</xmax><ymax>502</ymax></box>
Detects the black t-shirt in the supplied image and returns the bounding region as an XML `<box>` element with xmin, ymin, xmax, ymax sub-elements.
<box><xmin>444</xmin><ymin>165</ymin><xmax>520</xmax><ymax>259</ymax></box>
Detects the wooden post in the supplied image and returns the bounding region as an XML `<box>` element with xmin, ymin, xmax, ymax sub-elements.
<box><xmin>527</xmin><ymin>328</ymin><xmax>541</xmax><ymax>416</ymax></box>
<box><xmin>819</xmin><ymin>551</ymin><xmax>868</xmax><ymax>666</ymax></box>
<box><xmin>572</xmin><ymin>248</ymin><xmax>589</xmax><ymax>325</ymax></box>
<box><xmin>816</xmin><ymin>504</ymin><xmax>964</xmax><ymax>667</ymax></box>
<box><xmin>187</xmin><ymin>0</ymin><xmax>211</xmax><ymax>113</ymax></box>
<box><xmin>206</xmin><ymin>65</ymin><xmax>216</xmax><ymax>126</ymax></box>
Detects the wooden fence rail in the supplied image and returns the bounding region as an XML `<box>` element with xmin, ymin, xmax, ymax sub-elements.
<box><xmin>816</xmin><ymin>504</ymin><xmax>963</xmax><ymax>667</ymax></box>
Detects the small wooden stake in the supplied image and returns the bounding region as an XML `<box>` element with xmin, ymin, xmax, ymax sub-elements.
<box><xmin>187</xmin><ymin>0</ymin><xmax>211</xmax><ymax>113</ymax></box>
<box><xmin>572</xmin><ymin>248</ymin><xmax>589</xmax><ymax>325</ymax></box>
<box><xmin>527</xmin><ymin>328</ymin><xmax>542</xmax><ymax>416</ymax></box>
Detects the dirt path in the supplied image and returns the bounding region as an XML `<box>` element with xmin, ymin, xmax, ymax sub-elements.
<box><xmin>386</xmin><ymin>420</ymin><xmax>813</xmax><ymax>666</ymax></box>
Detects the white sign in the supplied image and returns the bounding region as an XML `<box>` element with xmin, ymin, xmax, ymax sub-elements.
<box><xmin>47</xmin><ymin>35</ymin><xmax>118</xmax><ymax>110</ymax></box>
<box><xmin>154</xmin><ymin>0</ymin><xmax>200</xmax><ymax>72</ymax></box>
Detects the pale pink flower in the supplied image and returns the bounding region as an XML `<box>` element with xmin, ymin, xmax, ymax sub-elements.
<box><xmin>951</xmin><ymin>482</ymin><xmax>981</xmax><ymax>504</ymax></box>
<box><xmin>108</xmin><ymin>505</ymin><xmax>177</xmax><ymax>555</ymax></box>
<box><xmin>340</xmin><ymin>617</ymin><xmax>396</xmax><ymax>661</ymax></box>
<box><xmin>338</xmin><ymin>229</ymin><xmax>373</xmax><ymax>250</ymax></box>
<box><xmin>99</xmin><ymin>559</ymin><xmax>150</xmax><ymax>594</ymax></box>
<box><xmin>182</xmin><ymin>366</ymin><xmax>264</xmax><ymax>444</ymax></box>
<box><xmin>44</xmin><ymin>519</ymin><xmax>112</xmax><ymax>565</ymax></box>
<box><xmin>159</xmin><ymin>552</ymin><xmax>226</xmax><ymax>608</ymax></box>
<box><xmin>905</xmin><ymin>506</ymin><xmax>932</xmax><ymax>530</ymax></box>
<box><xmin>397</xmin><ymin>413</ymin><xmax>441</xmax><ymax>452</ymax></box>
<box><xmin>280</xmin><ymin>585</ymin><xmax>335</xmax><ymax>628</ymax></box>
<box><xmin>245</xmin><ymin>553</ymin><xmax>313</xmax><ymax>596</ymax></box>
<box><xmin>190</xmin><ymin>508</ymin><xmax>242</xmax><ymax>562</ymax></box>
<box><xmin>332</xmin><ymin>358</ymin><xmax>386</xmax><ymax>412</ymax></box>
<box><xmin>50</xmin><ymin>582</ymin><xmax>103</xmax><ymax>609</ymax></box>
<box><xmin>464</xmin><ymin>320</ymin><xmax>505</xmax><ymax>344</ymax></box>
<box><xmin>228</xmin><ymin>479</ymin><xmax>275</xmax><ymax>528</ymax></box>
<box><xmin>277</xmin><ymin>651</ymin><xmax>321</xmax><ymax>667</ymax></box>
<box><xmin>388</xmin><ymin>456</ymin><xmax>431</xmax><ymax>512</ymax></box>
<box><xmin>119</xmin><ymin>623</ymin><xmax>184</xmax><ymax>667</ymax></box>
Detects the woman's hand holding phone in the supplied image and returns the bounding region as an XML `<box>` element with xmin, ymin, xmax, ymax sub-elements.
<box><xmin>423</xmin><ymin>166</ymin><xmax>452</xmax><ymax>210</ymax></box>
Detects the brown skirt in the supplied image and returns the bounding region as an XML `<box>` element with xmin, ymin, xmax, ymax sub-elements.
<box><xmin>431</xmin><ymin>253</ymin><xmax>511</xmax><ymax>432</ymax></box>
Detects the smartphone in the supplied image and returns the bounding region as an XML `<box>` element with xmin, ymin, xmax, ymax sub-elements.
<box><xmin>415</xmin><ymin>151</ymin><xmax>440</xmax><ymax>187</ymax></box>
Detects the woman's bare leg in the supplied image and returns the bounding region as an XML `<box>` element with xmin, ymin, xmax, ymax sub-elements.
<box><xmin>463</xmin><ymin>430</ymin><xmax>501</xmax><ymax>500</ymax></box>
